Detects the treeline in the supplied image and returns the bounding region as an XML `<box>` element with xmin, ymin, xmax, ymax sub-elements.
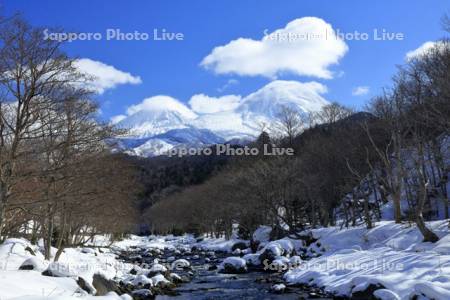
<box><xmin>0</xmin><ymin>17</ymin><xmax>141</xmax><ymax>260</ymax></box>
<box><xmin>128</xmin><ymin>151</ymin><xmax>230</xmax><ymax>212</ymax></box>
<box><xmin>145</xmin><ymin>38</ymin><xmax>450</xmax><ymax>243</ymax></box>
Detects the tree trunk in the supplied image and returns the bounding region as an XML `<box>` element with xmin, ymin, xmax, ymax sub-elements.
<box><xmin>416</xmin><ymin>213</ymin><xmax>439</xmax><ymax>242</ymax></box>
<box><xmin>0</xmin><ymin>201</ymin><xmax>5</xmax><ymax>242</ymax></box>
<box><xmin>44</xmin><ymin>206</ymin><xmax>54</xmax><ymax>260</ymax></box>
<box><xmin>364</xmin><ymin>196</ymin><xmax>373</xmax><ymax>229</ymax></box>
<box><xmin>393</xmin><ymin>190</ymin><xmax>402</xmax><ymax>223</ymax></box>
<box><xmin>0</xmin><ymin>182</ymin><xmax>8</xmax><ymax>241</ymax></box>
<box><xmin>54</xmin><ymin>210</ymin><xmax>68</xmax><ymax>262</ymax></box>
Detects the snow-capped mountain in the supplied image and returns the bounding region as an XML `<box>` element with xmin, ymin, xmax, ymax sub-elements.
<box><xmin>118</xmin><ymin>127</ymin><xmax>225</xmax><ymax>157</ymax></box>
<box><xmin>114</xmin><ymin>80</ymin><xmax>330</xmax><ymax>157</ymax></box>
<box><xmin>116</xmin><ymin>95</ymin><xmax>197</xmax><ymax>138</ymax></box>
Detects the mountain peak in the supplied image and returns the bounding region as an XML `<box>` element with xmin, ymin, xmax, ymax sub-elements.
<box><xmin>116</xmin><ymin>96</ymin><xmax>197</xmax><ymax>137</ymax></box>
<box><xmin>126</xmin><ymin>95</ymin><xmax>197</xmax><ymax>119</ymax></box>
<box><xmin>114</xmin><ymin>81</ymin><xmax>330</xmax><ymax>156</ymax></box>
<box><xmin>237</xmin><ymin>80</ymin><xmax>329</xmax><ymax>118</ymax></box>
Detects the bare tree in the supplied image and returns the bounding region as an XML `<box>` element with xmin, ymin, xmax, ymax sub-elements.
<box><xmin>275</xmin><ymin>105</ymin><xmax>305</xmax><ymax>146</ymax></box>
<box><xmin>0</xmin><ymin>18</ymin><xmax>86</xmax><ymax>239</ymax></box>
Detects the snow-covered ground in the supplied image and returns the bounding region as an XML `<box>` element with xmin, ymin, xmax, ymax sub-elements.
<box><xmin>3</xmin><ymin>221</ymin><xmax>450</xmax><ymax>300</ymax></box>
<box><xmin>0</xmin><ymin>233</ymin><xmax>236</xmax><ymax>300</ymax></box>
<box><xmin>0</xmin><ymin>238</ymin><xmax>126</xmax><ymax>300</ymax></box>
<box><xmin>284</xmin><ymin>220</ymin><xmax>450</xmax><ymax>300</ymax></box>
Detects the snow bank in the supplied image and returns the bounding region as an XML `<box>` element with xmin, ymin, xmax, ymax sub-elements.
<box><xmin>284</xmin><ymin>220</ymin><xmax>450</xmax><ymax>299</ymax></box>
<box><xmin>0</xmin><ymin>236</ymin><xmax>134</xmax><ymax>300</ymax></box>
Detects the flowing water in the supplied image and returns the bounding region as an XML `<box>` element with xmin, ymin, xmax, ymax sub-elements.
<box><xmin>122</xmin><ymin>246</ymin><xmax>334</xmax><ymax>300</ymax></box>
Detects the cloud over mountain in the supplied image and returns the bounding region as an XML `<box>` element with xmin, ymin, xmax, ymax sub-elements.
<box><xmin>189</xmin><ymin>94</ymin><xmax>241</xmax><ymax>114</ymax></box>
<box><xmin>125</xmin><ymin>95</ymin><xmax>197</xmax><ymax>119</ymax></box>
<box><xmin>112</xmin><ymin>80</ymin><xmax>330</xmax><ymax>155</ymax></box>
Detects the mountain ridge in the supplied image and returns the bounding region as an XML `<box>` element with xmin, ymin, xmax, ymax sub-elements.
<box><xmin>114</xmin><ymin>80</ymin><xmax>331</xmax><ymax>156</ymax></box>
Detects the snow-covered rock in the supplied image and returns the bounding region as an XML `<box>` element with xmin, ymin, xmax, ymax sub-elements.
<box><xmin>148</xmin><ymin>263</ymin><xmax>168</xmax><ymax>276</ymax></box>
<box><xmin>243</xmin><ymin>253</ymin><xmax>261</xmax><ymax>267</ymax></box>
<box><xmin>271</xmin><ymin>283</ymin><xmax>286</xmax><ymax>294</ymax></box>
<box><xmin>232</xmin><ymin>248</ymin><xmax>242</xmax><ymax>255</ymax></box>
<box><xmin>19</xmin><ymin>257</ymin><xmax>47</xmax><ymax>272</ymax></box>
<box><xmin>171</xmin><ymin>259</ymin><xmax>190</xmax><ymax>270</ymax></box>
<box><xmin>219</xmin><ymin>257</ymin><xmax>247</xmax><ymax>274</ymax></box>
<box><xmin>259</xmin><ymin>240</ymin><xmax>294</xmax><ymax>263</ymax></box>
<box><xmin>132</xmin><ymin>289</ymin><xmax>153</xmax><ymax>300</ymax></box>
<box><xmin>271</xmin><ymin>257</ymin><xmax>290</xmax><ymax>271</ymax></box>
<box><xmin>44</xmin><ymin>262</ymin><xmax>79</xmax><ymax>277</ymax></box>
<box><xmin>150</xmin><ymin>274</ymin><xmax>173</xmax><ymax>288</ymax></box>
<box><xmin>169</xmin><ymin>273</ymin><xmax>183</xmax><ymax>284</ymax></box>
<box><xmin>374</xmin><ymin>289</ymin><xmax>400</xmax><ymax>300</ymax></box>
<box><xmin>131</xmin><ymin>275</ymin><xmax>153</xmax><ymax>287</ymax></box>
<box><xmin>289</xmin><ymin>255</ymin><xmax>302</xmax><ymax>267</ymax></box>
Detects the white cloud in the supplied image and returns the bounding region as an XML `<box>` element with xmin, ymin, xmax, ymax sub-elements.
<box><xmin>110</xmin><ymin>114</ymin><xmax>126</xmax><ymax>124</ymax></box>
<box><xmin>75</xmin><ymin>58</ymin><xmax>142</xmax><ymax>94</ymax></box>
<box><xmin>201</xmin><ymin>17</ymin><xmax>348</xmax><ymax>79</ymax></box>
<box><xmin>189</xmin><ymin>94</ymin><xmax>241</xmax><ymax>114</ymax></box>
<box><xmin>126</xmin><ymin>95</ymin><xmax>197</xmax><ymax>119</ymax></box>
<box><xmin>406</xmin><ymin>42</ymin><xmax>436</xmax><ymax>60</ymax></box>
<box><xmin>217</xmin><ymin>79</ymin><xmax>239</xmax><ymax>92</ymax></box>
<box><xmin>352</xmin><ymin>86</ymin><xmax>369</xmax><ymax>96</ymax></box>
<box><xmin>405</xmin><ymin>41</ymin><xmax>447</xmax><ymax>61</ymax></box>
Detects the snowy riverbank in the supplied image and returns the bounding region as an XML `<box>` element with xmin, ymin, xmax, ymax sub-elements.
<box><xmin>2</xmin><ymin>221</ymin><xmax>450</xmax><ymax>299</ymax></box>
<box><xmin>284</xmin><ymin>220</ymin><xmax>450</xmax><ymax>299</ymax></box>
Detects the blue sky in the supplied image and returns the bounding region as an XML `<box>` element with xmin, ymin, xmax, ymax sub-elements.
<box><xmin>3</xmin><ymin>0</ymin><xmax>449</xmax><ymax>122</ymax></box>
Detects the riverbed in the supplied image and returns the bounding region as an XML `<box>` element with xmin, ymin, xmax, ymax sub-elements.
<box><xmin>118</xmin><ymin>238</ymin><xmax>334</xmax><ymax>300</ymax></box>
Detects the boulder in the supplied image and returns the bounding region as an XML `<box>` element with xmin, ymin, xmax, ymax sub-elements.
<box><xmin>19</xmin><ymin>257</ymin><xmax>47</xmax><ymax>272</ymax></box>
<box><xmin>271</xmin><ymin>283</ymin><xmax>286</xmax><ymax>294</ymax></box>
<box><xmin>219</xmin><ymin>257</ymin><xmax>247</xmax><ymax>274</ymax></box>
<box><xmin>42</xmin><ymin>262</ymin><xmax>78</xmax><ymax>277</ymax></box>
<box><xmin>259</xmin><ymin>243</ymin><xmax>283</xmax><ymax>264</ymax></box>
<box><xmin>208</xmin><ymin>264</ymin><xmax>217</xmax><ymax>271</ymax></box>
<box><xmin>147</xmin><ymin>263</ymin><xmax>168</xmax><ymax>277</ymax></box>
<box><xmin>231</xmin><ymin>241</ymin><xmax>248</xmax><ymax>252</ymax></box>
<box><xmin>171</xmin><ymin>259</ymin><xmax>190</xmax><ymax>271</ymax></box>
<box><xmin>76</xmin><ymin>276</ymin><xmax>96</xmax><ymax>294</ymax></box>
<box><xmin>131</xmin><ymin>274</ymin><xmax>153</xmax><ymax>288</ymax></box>
<box><xmin>151</xmin><ymin>274</ymin><xmax>175</xmax><ymax>289</ymax></box>
<box><xmin>131</xmin><ymin>289</ymin><xmax>153</xmax><ymax>300</ymax></box>
<box><xmin>168</xmin><ymin>273</ymin><xmax>183</xmax><ymax>284</ymax></box>
<box><xmin>243</xmin><ymin>253</ymin><xmax>261</xmax><ymax>267</ymax></box>
<box><xmin>92</xmin><ymin>273</ymin><xmax>119</xmax><ymax>296</ymax></box>
<box><xmin>351</xmin><ymin>283</ymin><xmax>385</xmax><ymax>300</ymax></box>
